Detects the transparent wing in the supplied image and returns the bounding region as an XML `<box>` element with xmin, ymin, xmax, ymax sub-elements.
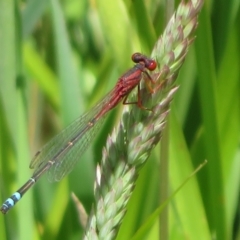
<box><xmin>30</xmin><ymin>91</ymin><xmax>113</xmax><ymax>182</ymax></box>
<box><xmin>47</xmin><ymin>117</ymin><xmax>104</xmax><ymax>182</ymax></box>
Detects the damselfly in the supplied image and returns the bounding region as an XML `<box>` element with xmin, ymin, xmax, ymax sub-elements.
<box><xmin>0</xmin><ymin>53</ymin><xmax>157</xmax><ymax>214</ymax></box>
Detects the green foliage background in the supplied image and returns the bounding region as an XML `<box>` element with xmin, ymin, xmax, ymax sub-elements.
<box><xmin>0</xmin><ymin>0</ymin><xmax>239</xmax><ymax>239</ymax></box>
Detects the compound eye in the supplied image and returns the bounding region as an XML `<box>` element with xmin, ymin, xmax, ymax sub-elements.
<box><xmin>131</xmin><ymin>52</ymin><xmax>143</xmax><ymax>63</ymax></box>
<box><xmin>147</xmin><ymin>60</ymin><xmax>157</xmax><ymax>71</ymax></box>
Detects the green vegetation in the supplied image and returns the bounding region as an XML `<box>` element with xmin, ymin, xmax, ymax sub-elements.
<box><xmin>0</xmin><ymin>0</ymin><xmax>239</xmax><ymax>239</ymax></box>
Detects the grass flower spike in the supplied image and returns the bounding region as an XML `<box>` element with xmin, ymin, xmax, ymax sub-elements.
<box><xmin>84</xmin><ymin>0</ymin><xmax>204</xmax><ymax>239</ymax></box>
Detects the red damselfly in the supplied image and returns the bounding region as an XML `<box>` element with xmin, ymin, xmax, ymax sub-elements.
<box><xmin>0</xmin><ymin>53</ymin><xmax>157</xmax><ymax>214</ymax></box>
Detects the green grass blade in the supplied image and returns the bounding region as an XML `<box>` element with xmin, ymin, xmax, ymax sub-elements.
<box><xmin>50</xmin><ymin>0</ymin><xmax>83</xmax><ymax>124</ymax></box>
<box><xmin>96</xmin><ymin>0</ymin><xmax>135</xmax><ymax>69</ymax></box>
<box><xmin>194</xmin><ymin>6</ymin><xmax>227</xmax><ymax>239</ymax></box>
<box><xmin>22</xmin><ymin>0</ymin><xmax>49</xmax><ymax>39</ymax></box>
<box><xmin>23</xmin><ymin>42</ymin><xmax>60</xmax><ymax>110</ymax></box>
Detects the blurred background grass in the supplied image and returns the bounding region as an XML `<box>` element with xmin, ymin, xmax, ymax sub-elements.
<box><xmin>0</xmin><ymin>0</ymin><xmax>239</xmax><ymax>239</ymax></box>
